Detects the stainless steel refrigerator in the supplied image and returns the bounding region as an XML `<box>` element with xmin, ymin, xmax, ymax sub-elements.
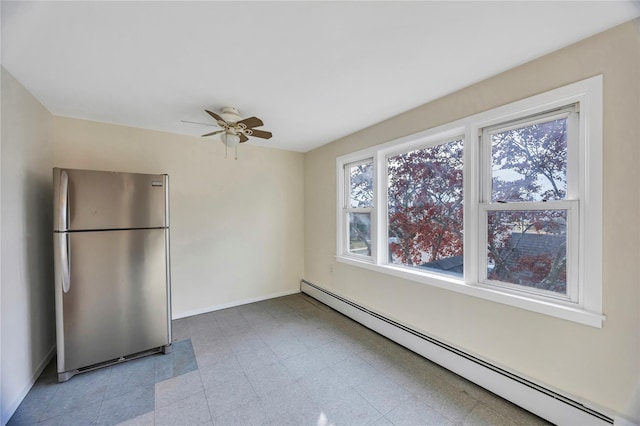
<box><xmin>53</xmin><ymin>168</ymin><xmax>172</xmax><ymax>382</ymax></box>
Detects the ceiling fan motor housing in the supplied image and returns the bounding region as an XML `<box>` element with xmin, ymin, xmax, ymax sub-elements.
<box><xmin>219</xmin><ymin>106</ymin><xmax>241</xmax><ymax>123</ymax></box>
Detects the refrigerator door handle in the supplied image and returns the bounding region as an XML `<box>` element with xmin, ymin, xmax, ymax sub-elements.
<box><xmin>60</xmin><ymin>233</ymin><xmax>71</xmax><ymax>293</ymax></box>
<box><xmin>60</xmin><ymin>170</ymin><xmax>69</xmax><ymax>230</ymax></box>
<box><xmin>57</xmin><ymin>170</ymin><xmax>69</xmax><ymax>231</ymax></box>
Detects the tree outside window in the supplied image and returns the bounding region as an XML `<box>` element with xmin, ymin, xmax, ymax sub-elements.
<box><xmin>387</xmin><ymin>139</ymin><xmax>464</xmax><ymax>277</ymax></box>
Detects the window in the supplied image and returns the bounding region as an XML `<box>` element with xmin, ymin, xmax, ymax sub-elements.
<box><xmin>342</xmin><ymin>159</ymin><xmax>374</xmax><ymax>259</ymax></box>
<box><xmin>387</xmin><ymin>138</ymin><xmax>464</xmax><ymax>278</ymax></box>
<box><xmin>336</xmin><ymin>76</ymin><xmax>603</xmax><ymax>327</ymax></box>
<box><xmin>479</xmin><ymin>106</ymin><xmax>579</xmax><ymax>302</ymax></box>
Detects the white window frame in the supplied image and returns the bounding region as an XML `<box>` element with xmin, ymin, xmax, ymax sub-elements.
<box><xmin>478</xmin><ymin>105</ymin><xmax>579</xmax><ymax>304</ymax></box>
<box><xmin>336</xmin><ymin>75</ymin><xmax>603</xmax><ymax>327</ymax></box>
<box><xmin>339</xmin><ymin>158</ymin><xmax>376</xmax><ymax>262</ymax></box>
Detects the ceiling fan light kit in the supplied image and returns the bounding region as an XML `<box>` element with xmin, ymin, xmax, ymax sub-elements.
<box><xmin>220</xmin><ymin>132</ymin><xmax>241</xmax><ymax>147</ymax></box>
<box><xmin>220</xmin><ymin>131</ymin><xmax>241</xmax><ymax>160</ymax></box>
<box><xmin>196</xmin><ymin>107</ymin><xmax>273</xmax><ymax>160</ymax></box>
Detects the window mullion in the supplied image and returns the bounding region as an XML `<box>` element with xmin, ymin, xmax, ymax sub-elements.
<box><xmin>337</xmin><ymin>161</ymin><xmax>345</xmax><ymax>256</ymax></box>
<box><xmin>375</xmin><ymin>153</ymin><xmax>387</xmax><ymax>265</ymax></box>
<box><xmin>464</xmin><ymin>127</ymin><xmax>480</xmax><ymax>285</ymax></box>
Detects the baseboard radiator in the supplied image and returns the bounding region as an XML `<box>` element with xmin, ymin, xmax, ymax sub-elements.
<box><xmin>301</xmin><ymin>279</ymin><xmax>625</xmax><ymax>426</ymax></box>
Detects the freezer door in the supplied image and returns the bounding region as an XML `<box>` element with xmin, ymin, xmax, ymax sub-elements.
<box><xmin>54</xmin><ymin>228</ymin><xmax>170</xmax><ymax>373</ymax></box>
<box><xmin>53</xmin><ymin>168</ymin><xmax>168</xmax><ymax>231</ymax></box>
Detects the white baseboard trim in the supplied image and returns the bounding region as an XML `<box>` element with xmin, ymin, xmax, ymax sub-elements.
<box><xmin>2</xmin><ymin>344</ymin><xmax>56</xmax><ymax>426</ymax></box>
<box><xmin>172</xmin><ymin>289</ymin><xmax>301</xmax><ymax>320</ymax></box>
<box><xmin>301</xmin><ymin>279</ymin><xmax>623</xmax><ymax>426</ymax></box>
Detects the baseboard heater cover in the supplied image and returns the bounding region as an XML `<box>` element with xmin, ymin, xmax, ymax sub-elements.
<box><xmin>300</xmin><ymin>279</ymin><xmax>621</xmax><ymax>426</ymax></box>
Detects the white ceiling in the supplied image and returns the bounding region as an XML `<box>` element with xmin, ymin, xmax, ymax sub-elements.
<box><xmin>2</xmin><ymin>1</ymin><xmax>639</xmax><ymax>152</ymax></box>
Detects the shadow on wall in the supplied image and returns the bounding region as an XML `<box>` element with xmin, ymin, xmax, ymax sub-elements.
<box><xmin>24</xmin><ymin>171</ymin><xmax>56</xmax><ymax>373</ymax></box>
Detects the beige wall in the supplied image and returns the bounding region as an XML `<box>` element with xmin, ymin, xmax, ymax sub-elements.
<box><xmin>53</xmin><ymin>117</ymin><xmax>305</xmax><ymax>317</ymax></box>
<box><xmin>304</xmin><ymin>20</ymin><xmax>640</xmax><ymax>420</ymax></box>
<box><xmin>1</xmin><ymin>67</ymin><xmax>55</xmax><ymax>424</ymax></box>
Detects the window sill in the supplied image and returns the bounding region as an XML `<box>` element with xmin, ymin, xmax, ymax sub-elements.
<box><xmin>335</xmin><ymin>255</ymin><xmax>605</xmax><ymax>328</ymax></box>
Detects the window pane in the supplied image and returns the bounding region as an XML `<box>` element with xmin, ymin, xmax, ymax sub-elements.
<box><xmin>487</xmin><ymin>210</ymin><xmax>567</xmax><ymax>294</ymax></box>
<box><xmin>348</xmin><ymin>212</ymin><xmax>371</xmax><ymax>256</ymax></box>
<box><xmin>348</xmin><ymin>162</ymin><xmax>374</xmax><ymax>208</ymax></box>
<box><xmin>491</xmin><ymin>118</ymin><xmax>567</xmax><ymax>202</ymax></box>
<box><xmin>387</xmin><ymin>139</ymin><xmax>464</xmax><ymax>277</ymax></box>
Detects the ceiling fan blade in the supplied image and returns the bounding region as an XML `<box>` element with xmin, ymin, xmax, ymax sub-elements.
<box><xmin>205</xmin><ymin>109</ymin><xmax>227</xmax><ymax>125</ymax></box>
<box><xmin>201</xmin><ymin>130</ymin><xmax>225</xmax><ymax>137</ymax></box>
<box><xmin>182</xmin><ymin>120</ymin><xmax>216</xmax><ymax>127</ymax></box>
<box><xmin>248</xmin><ymin>129</ymin><xmax>273</xmax><ymax>139</ymax></box>
<box><xmin>237</xmin><ymin>116</ymin><xmax>264</xmax><ymax>129</ymax></box>
<box><xmin>239</xmin><ymin>134</ymin><xmax>249</xmax><ymax>143</ymax></box>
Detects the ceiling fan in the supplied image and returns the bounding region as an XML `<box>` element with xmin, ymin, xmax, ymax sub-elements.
<box><xmin>191</xmin><ymin>107</ymin><xmax>272</xmax><ymax>159</ymax></box>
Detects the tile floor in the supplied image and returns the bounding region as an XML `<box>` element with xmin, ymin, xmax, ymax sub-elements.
<box><xmin>9</xmin><ymin>293</ymin><xmax>550</xmax><ymax>425</ymax></box>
